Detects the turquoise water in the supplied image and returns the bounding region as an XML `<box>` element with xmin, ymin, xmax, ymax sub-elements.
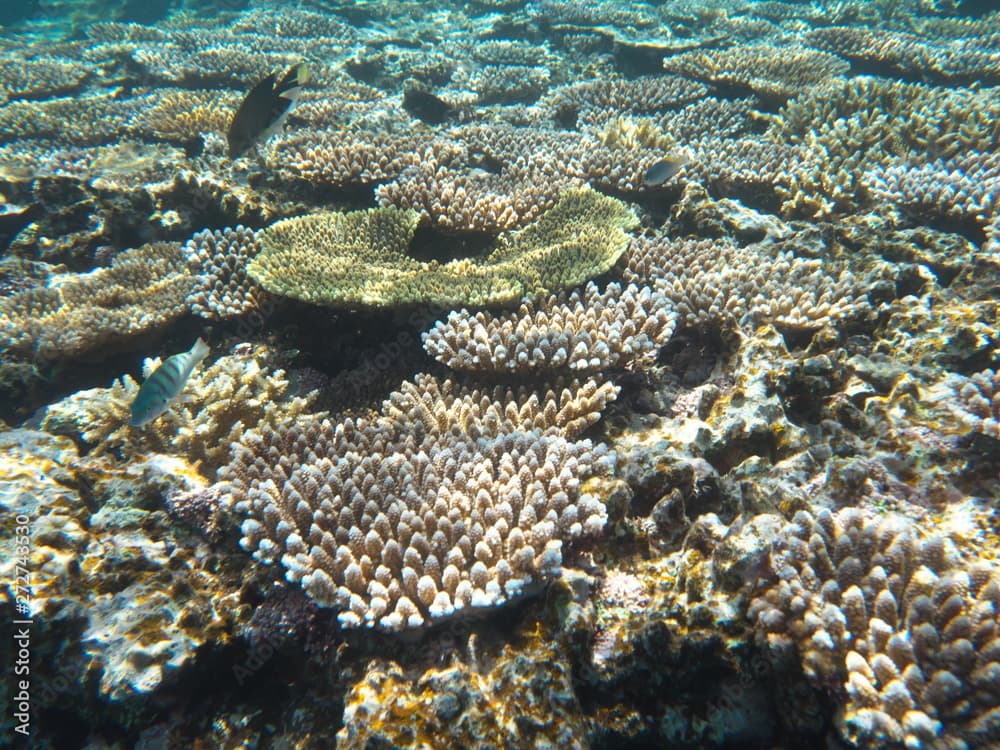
<box><xmin>1</xmin><ymin>2</ymin><xmax>999</xmax><ymax>748</ymax></box>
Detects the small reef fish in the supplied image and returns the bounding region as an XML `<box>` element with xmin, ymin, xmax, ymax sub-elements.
<box><xmin>642</xmin><ymin>153</ymin><xmax>691</xmax><ymax>187</ymax></box>
<box><xmin>227</xmin><ymin>63</ymin><xmax>310</xmax><ymax>158</ymax></box>
<box><xmin>130</xmin><ymin>338</ymin><xmax>210</xmax><ymax>427</ymax></box>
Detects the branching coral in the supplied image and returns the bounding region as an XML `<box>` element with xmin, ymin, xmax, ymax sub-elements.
<box><xmin>663</xmin><ymin>44</ymin><xmax>850</xmax><ymax>103</ymax></box>
<box><xmin>423</xmin><ymin>282</ymin><xmax>676</xmax><ymax>374</ymax></box>
<box><xmin>624</xmin><ymin>233</ymin><xmax>866</xmax><ymax>331</ymax></box>
<box><xmin>750</xmin><ymin>508</ymin><xmax>1000</xmax><ymax>750</ymax></box>
<box><xmin>130</xmin><ymin>88</ymin><xmax>242</xmax><ymax>143</ymax></box>
<box><xmin>224</xmin><ymin>373</ymin><xmax>619</xmax><ymax>630</ymax></box>
<box><xmin>0</xmin><ymin>242</ymin><xmax>192</xmax><ymax>360</ymax></box>
<box><xmin>184</xmin><ymin>225</ymin><xmax>270</xmax><ymax>320</ymax></box>
<box><xmin>40</xmin><ymin>344</ymin><xmax>316</xmax><ymax>476</ymax></box>
<box><xmin>249</xmin><ymin>190</ymin><xmax>636</xmax><ymax>308</ymax></box>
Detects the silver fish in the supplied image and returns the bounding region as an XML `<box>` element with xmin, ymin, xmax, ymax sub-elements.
<box><xmin>227</xmin><ymin>63</ymin><xmax>310</xmax><ymax>158</ymax></box>
<box><xmin>130</xmin><ymin>338</ymin><xmax>210</xmax><ymax>427</ymax></box>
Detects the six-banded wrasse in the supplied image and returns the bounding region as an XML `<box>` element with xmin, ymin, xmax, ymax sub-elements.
<box><xmin>642</xmin><ymin>152</ymin><xmax>692</xmax><ymax>187</ymax></box>
<box><xmin>130</xmin><ymin>338</ymin><xmax>211</xmax><ymax>427</ymax></box>
<box><xmin>227</xmin><ymin>63</ymin><xmax>310</xmax><ymax>158</ymax></box>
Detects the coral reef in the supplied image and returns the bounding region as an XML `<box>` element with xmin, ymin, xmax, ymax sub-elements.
<box><xmin>250</xmin><ymin>190</ymin><xmax>636</xmax><ymax>308</ymax></box>
<box><xmin>750</xmin><ymin>508</ymin><xmax>1000</xmax><ymax>749</ymax></box>
<box><xmin>184</xmin><ymin>225</ymin><xmax>270</xmax><ymax>320</ymax></box>
<box><xmin>339</xmin><ymin>643</ymin><xmax>587</xmax><ymax>749</ymax></box>
<box><xmin>423</xmin><ymin>282</ymin><xmax>676</xmax><ymax>375</ymax></box>
<box><xmin>2</xmin><ymin>0</ymin><xmax>1000</xmax><ymax>747</ymax></box>
<box><xmin>225</xmin><ymin>373</ymin><xmax>618</xmax><ymax>630</ymax></box>
<box><xmin>40</xmin><ymin>343</ymin><xmax>317</xmax><ymax>476</ymax></box>
<box><xmin>0</xmin><ymin>427</ymin><xmax>252</xmax><ymax>700</ymax></box>
<box><xmin>0</xmin><ymin>242</ymin><xmax>192</xmax><ymax>360</ymax></box>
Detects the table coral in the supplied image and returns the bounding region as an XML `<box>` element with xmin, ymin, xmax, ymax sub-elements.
<box><xmin>624</xmin><ymin>232</ymin><xmax>866</xmax><ymax>331</ymax></box>
<box><xmin>423</xmin><ymin>281</ymin><xmax>676</xmax><ymax>375</ymax></box>
<box><xmin>249</xmin><ymin>189</ymin><xmax>636</xmax><ymax>308</ymax></box>
<box><xmin>224</xmin><ymin>373</ymin><xmax>618</xmax><ymax>630</ymax></box>
<box><xmin>0</xmin><ymin>242</ymin><xmax>192</xmax><ymax>360</ymax></box>
<box><xmin>663</xmin><ymin>44</ymin><xmax>850</xmax><ymax>104</ymax></box>
<box><xmin>806</xmin><ymin>26</ymin><xmax>1000</xmax><ymax>84</ymax></box>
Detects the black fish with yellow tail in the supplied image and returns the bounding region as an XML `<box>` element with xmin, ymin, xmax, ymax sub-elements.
<box><xmin>227</xmin><ymin>63</ymin><xmax>309</xmax><ymax>158</ymax></box>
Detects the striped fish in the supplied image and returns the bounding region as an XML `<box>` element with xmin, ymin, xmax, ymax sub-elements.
<box><xmin>130</xmin><ymin>338</ymin><xmax>210</xmax><ymax>427</ymax></box>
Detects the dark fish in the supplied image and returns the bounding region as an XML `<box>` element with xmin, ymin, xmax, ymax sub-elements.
<box><xmin>642</xmin><ymin>153</ymin><xmax>691</xmax><ymax>187</ymax></box>
<box><xmin>130</xmin><ymin>338</ymin><xmax>210</xmax><ymax>426</ymax></box>
<box><xmin>227</xmin><ymin>63</ymin><xmax>309</xmax><ymax>158</ymax></box>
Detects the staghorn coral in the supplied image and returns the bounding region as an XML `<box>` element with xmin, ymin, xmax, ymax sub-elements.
<box><xmin>0</xmin><ymin>242</ymin><xmax>192</xmax><ymax>360</ymax></box>
<box><xmin>750</xmin><ymin>507</ymin><xmax>1000</xmax><ymax>750</ymax></box>
<box><xmin>624</xmin><ymin>232</ymin><xmax>866</xmax><ymax>331</ymax></box>
<box><xmin>249</xmin><ymin>190</ymin><xmax>636</xmax><ymax>308</ymax></box>
<box><xmin>225</xmin><ymin>373</ymin><xmax>619</xmax><ymax>630</ymax></box>
<box><xmin>955</xmin><ymin>369</ymin><xmax>1000</xmax><ymax>440</ymax></box>
<box><xmin>663</xmin><ymin>44</ymin><xmax>850</xmax><ymax>103</ymax></box>
<box><xmin>423</xmin><ymin>282</ymin><xmax>676</xmax><ymax>375</ymax></box>
<box><xmin>184</xmin><ymin>225</ymin><xmax>271</xmax><ymax>320</ymax></box>
<box><xmin>40</xmin><ymin>343</ymin><xmax>316</xmax><ymax>476</ymax></box>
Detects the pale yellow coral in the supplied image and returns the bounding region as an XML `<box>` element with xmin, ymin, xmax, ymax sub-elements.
<box><xmin>249</xmin><ymin>190</ymin><xmax>637</xmax><ymax>308</ymax></box>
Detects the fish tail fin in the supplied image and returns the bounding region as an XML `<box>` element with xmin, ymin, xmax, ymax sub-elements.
<box><xmin>276</xmin><ymin>63</ymin><xmax>309</xmax><ymax>101</ymax></box>
<box><xmin>190</xmin><ymin>337</ymin><xmax>210</xmax><ymax>364</ymax></box>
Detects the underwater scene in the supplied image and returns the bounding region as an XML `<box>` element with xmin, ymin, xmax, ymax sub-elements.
<box><xmin>1</xmin><ymin>0</ymin><xmax>1000</xmax><ymax>748</ymax></box>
